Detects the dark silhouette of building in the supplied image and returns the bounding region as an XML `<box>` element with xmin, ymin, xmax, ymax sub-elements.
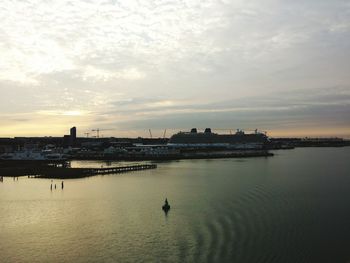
<box><xmin>70</xmin><ymin>127</ymin><xmax>76</xmax><ymax>140</ymax></box>
<box><xmin>70</xmin><ymin>127</ymin><xmax>77</xmax><ymax>145</ymax></box>
<box><xmin>62</xmin><ymin>127</ymin><xmax>77</xmax><ymax>146</ymax></box>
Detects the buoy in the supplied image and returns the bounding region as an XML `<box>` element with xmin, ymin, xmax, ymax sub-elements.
<box><xmin>162</xmin><ymin>198</ymin><xmax>170</xmax><ymax>213</ymax></box>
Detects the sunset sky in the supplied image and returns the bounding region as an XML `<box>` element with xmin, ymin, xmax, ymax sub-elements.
<box><xmin>0</xmin><ymin>0</ymin><xmax>349</xmax><ymax>138</ymax></box>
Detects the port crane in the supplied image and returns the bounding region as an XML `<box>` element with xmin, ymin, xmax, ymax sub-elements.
<box><xmin>91</xmin><ymin>128</ymin><xmax>115</xmax><ymax>138</ymax></box>
<box><xmin>92</xmin><ymin>128</ymin><xmax>100</xmax><ymax>138</ymax></box>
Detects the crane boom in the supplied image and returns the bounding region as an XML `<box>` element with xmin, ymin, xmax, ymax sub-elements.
<box><xmin>92</xmin><ymin>128</ymin><xmax>100</xmax><ymax>138</ymax></box>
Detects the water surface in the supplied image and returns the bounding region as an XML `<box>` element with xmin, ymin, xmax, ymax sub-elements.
<box><xmin>1</xmin><ymin>147</ymin><xmax>350</xmax><ymax>262</ymax></box>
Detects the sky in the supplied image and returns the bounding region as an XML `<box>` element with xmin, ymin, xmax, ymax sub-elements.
<box><xmin>0</xmin><ymin>0</ymin><xmax>349</xmax><ymax>138</ymax></box>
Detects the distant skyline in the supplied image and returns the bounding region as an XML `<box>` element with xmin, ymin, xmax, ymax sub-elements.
<box><xmin>0</xmin><ymin>0</ymin><xmax>349</xmax><ymax>138</ymax></box>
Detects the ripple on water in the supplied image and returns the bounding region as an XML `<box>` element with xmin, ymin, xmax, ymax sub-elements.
<box><xmin>189</xmin><ymin>181</ymin><xmax>315</xmax><ymax>263</ymax></box>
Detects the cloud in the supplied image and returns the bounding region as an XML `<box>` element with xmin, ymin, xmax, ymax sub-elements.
<box><xmin>82</xmin><ymin>66</ymin><xmax>145</xmax><ymax>81</ymax></box>
<box><xmin>36</xmin><ymin>110</ymin><xmax>90</xmax><ymax>116</ymax></box>
<box><xmin>0</xmin><ymin>0</ymin><xmax>349</xmax><ymax>137</ymax></box>
<box><xmin>84</xmin><ymin>85</ymin><xmax>350</xmax><ymax>138</ymax></box>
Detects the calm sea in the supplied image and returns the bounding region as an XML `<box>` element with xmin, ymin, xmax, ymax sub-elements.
<box><xmin>1</xmin><ymin>147</ymin><xmax>350</xmax><ymax>263</ymax></box>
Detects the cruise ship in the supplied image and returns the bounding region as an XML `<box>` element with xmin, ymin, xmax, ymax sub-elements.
<box><xmin>168</xmin><ymin>128</ymin><xmax>268</xmax><ymax>149</ymax></box>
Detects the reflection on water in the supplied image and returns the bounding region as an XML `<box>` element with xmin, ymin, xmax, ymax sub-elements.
<box><xmin>1</xmin><ymin>148</ymin><xmax>350</xmax><ymax>262</ymax></box>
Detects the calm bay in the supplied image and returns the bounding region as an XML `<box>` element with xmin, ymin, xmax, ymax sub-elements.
<box><xmin>1</xmin><ymin>147</ymin><xmax>350</xmax><ymax>262</ymax></box>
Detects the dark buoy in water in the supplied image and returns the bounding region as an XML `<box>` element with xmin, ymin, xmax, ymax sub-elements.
<box><xmin>162</xmin><ymin>198</ymin><xmax>170</xmax><ymax>213</ymax></box>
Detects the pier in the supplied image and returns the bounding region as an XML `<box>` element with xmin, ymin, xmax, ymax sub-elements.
<box><xmin>1</xmin><ymin>164</ymin><xmax>157</xmax><ymax>179</ymax></box>
<box><xmin>79</xmin><ymin>164</ymin><xmax>157</xmax><ymax>176</ymax></box>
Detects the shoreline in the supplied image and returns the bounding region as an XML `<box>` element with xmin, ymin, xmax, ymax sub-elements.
<box><xmin>0</xmin><ymin>150</ymin><xmax>273</xmax><ymax>178</ymax></box>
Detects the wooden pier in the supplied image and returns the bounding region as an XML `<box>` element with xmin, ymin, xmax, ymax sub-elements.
<box><xmin>1</xmin><ymin>164</ymin><xmax>157</xmax><ymax>179</ymax></box>
<box><xmin>81</xmin><ymin>164</ymin><xmax>157</xmax><ymax>176</ymax></box>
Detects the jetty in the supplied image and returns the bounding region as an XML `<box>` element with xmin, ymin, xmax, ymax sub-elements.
<box><xmin>0</xmin><ymin>164</ymin><xmax>157</xmax><ymax>179</ymax></box>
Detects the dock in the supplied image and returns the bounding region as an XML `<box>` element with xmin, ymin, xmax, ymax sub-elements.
<box><xmin>84</xmin><ymin>164</ymin><xmax>157</xmax><ymax>174</ymax></box>
<box><xmin>1</xmin><ymin>164</ymin><xmax>157</xmax><ymax>179</ymax></box>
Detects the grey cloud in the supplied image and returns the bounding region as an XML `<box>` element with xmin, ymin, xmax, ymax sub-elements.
<box><xmin>0</xmin><ymin>0</ymin><xmax>349</xmax><ymax>136</ymax></box>
<box><xmin>100</xmin><ymin>86</ymin><xmax>350</xmax><ymax>133</ymax></box>
<box><xmin>104</xmin><ymin>86</ymin><xmax>350</xmax><ymax>114</ymax></box>
<box><xmin>113</xmin><ymin>103</ymin><xmax>350</xmax><ymax>132</ymax></box>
